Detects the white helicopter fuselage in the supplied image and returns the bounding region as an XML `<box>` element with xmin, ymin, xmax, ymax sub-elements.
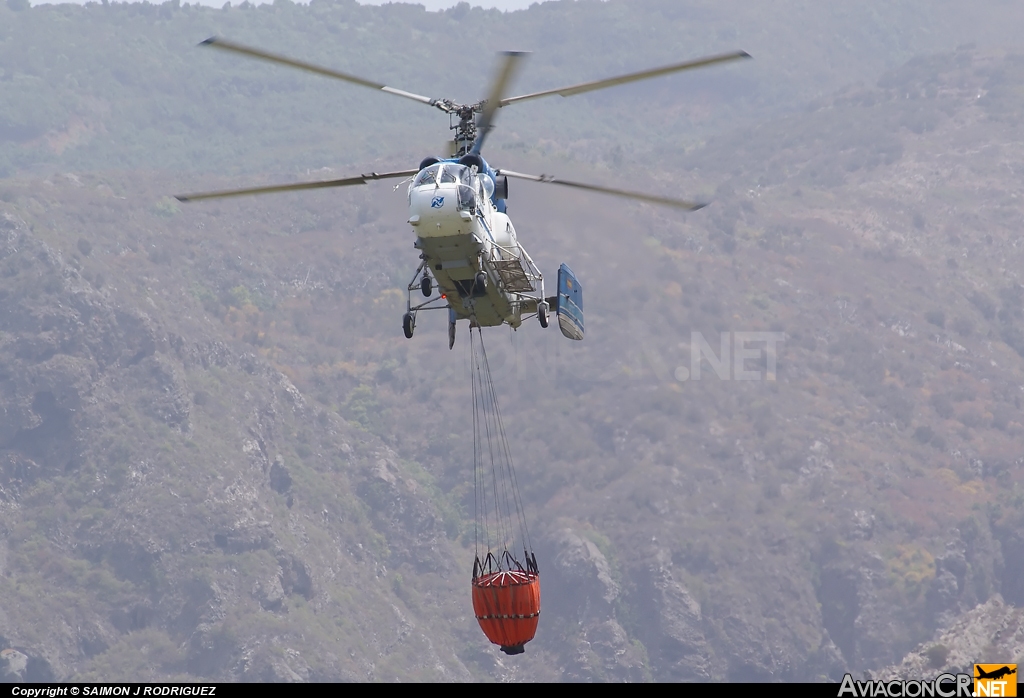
<box><xmin>407</xmin><ymin>162</ymin><xmax>542</xmax><ymax>329</ymax></box>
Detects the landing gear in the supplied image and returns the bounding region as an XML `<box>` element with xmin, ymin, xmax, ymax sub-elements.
<box><xmin>538</xmin><ymin>301</ymin><xmax>549</xmax><ymax>328</ymax></box>
<box><xmin>473</xmin><ymin>271</ymin><xmax>487</xmax><ymax>294</ymax></box>
<box><xmin>404</xmin><ymin>260</ymin><xmax>449</xmax><ymax>344</ymax></box>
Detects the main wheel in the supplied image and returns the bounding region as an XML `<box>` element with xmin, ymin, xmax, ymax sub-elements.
<box><xmin>403</xmin><ymin>312</ymin><xmax>415</xmax><ymax>339</ymax></box>
<box><xmin>474</xmin><ymin>272</ymin><xmax>486</xmax><ymax>294</ymax></box>
<box><xmin>538</xmin><ymin>302</ymin><xmax>549</xmax><ymax>329</ymax></box>
<box><xmin>421</xmin><ymin>275</ymin><xmax>432</xmax><ymax>297</ymax></box>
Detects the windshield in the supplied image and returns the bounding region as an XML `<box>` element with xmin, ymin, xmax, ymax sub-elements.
<box><xmin>412</xmin><ymin>163</ymin><xmax>472</xmax><ymax>187</ymax></box>
<box><xmin>412</xmin><ymin>164</ymin><xmax>439</xmax><ymax>187</ymax></box>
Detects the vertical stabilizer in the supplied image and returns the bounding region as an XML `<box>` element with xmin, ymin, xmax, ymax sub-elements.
<box><xmin>556</xmin><ymin>264</ymin><xmax>584</xmax><ymax>340</ymax></box>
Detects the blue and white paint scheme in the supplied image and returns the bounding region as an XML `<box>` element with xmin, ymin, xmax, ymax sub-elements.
<box><xmin>406</xmin><ymin>156</ymin><xmax>554</xmax><ymax>336</ymax></box>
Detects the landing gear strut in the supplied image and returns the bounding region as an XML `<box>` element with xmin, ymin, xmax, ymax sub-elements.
<box><xmin>404</xmin><ymin>260</ymin><xmax>449</xmax><ymax>343</ymax></box>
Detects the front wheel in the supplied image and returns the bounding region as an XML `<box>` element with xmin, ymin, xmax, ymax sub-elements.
<box><xmin>421</xmin><ymin>275</ymin><xmax>432</xmax><ymax>297</ymax></box>
<box><xmin>403</xmin><ymin>312</ymin><xmax>415</xmax><ymax>339</ymax></box>
<box><xmin>538</xmin><ymin>302</ymin><xmax>549</xmax><ymax>328</ymax></box>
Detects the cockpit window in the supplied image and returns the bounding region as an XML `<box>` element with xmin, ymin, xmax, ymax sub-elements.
<box><xmin>413</xmin><ymin>164</ymin><xmax>440</xmax><ymax>187</ymax></box>
<box><xmin>412</xmin><ymin>163</ymin><xmax>471</xmax><ymax>187</ymax></box>
<box><xmin>457</xmin><ymin>183</ymin><xmax>477</xmax><ymax>210</ymax></box>
<box><xmin>441</xmin><ymin>164</ymin><xmax>471</xmax><ymax>184</ymax></box>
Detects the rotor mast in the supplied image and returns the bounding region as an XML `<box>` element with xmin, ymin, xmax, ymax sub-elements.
<box><xmin>450</xmin><ymin>104</ymin><xmax>480</xmax><ymax>157</ymax></box>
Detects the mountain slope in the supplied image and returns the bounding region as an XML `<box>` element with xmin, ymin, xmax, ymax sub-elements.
<box><xmin>0</xmin><ymin>6</ymin><xmax>1023</xmax><ymax>682</ymax></box>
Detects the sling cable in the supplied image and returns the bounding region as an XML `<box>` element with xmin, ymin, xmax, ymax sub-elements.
<box><xmin>469</xmin><ymin>326</ymin><xmax>540</xmax><ymax>655</ymax></box>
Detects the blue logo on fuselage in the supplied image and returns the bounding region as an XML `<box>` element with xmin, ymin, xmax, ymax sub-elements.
<box><xmin>431</xmin><ymin>196</ymin><xmax>445</xmax><ymax>208</ymax></box>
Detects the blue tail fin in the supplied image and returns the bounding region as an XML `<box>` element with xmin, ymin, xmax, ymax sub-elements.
<box><xmin>556</xmin><ymin>264</ymin><xmax>584</xmax><ymax>340</ymax></box>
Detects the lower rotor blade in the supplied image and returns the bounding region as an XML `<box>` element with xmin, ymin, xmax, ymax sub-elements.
<box><xmin>496</xmin><ymin>169</ymin><xmax>706</xmax><ymax>211</ymax></box>
<box><xmin>175</xmin><ymin>169</ymin><xmax>419</xmax><ymax>202</ymax></box>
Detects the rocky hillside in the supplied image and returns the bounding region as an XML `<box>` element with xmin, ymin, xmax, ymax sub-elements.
<box><xmin>1</xmin><ymin>3</ymin><xmax>1024</xmax><ymax>683</ymax></box>
<box><xmin>0</xmin><ymin>206</ymin><xmax>478</xmax><ymax>681</ymax></box>
<box><xmin>875</xmin><ymin>596</ymin><xmax>1024</xmax><ymax>680</ymax></box>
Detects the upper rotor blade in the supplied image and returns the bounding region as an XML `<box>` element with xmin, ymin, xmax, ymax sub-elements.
<box><xmin>471</xmin><ymin>51</ymin><xmax>528</xmax><ymax>154</ymax></box>
<box><xmin>496</xmin><ymin>169</ymin><xmax>706</xmax><ymax>211</ymax></box>
<box><xmin>200</xmin><ymin>37</ymin><xmax>439</xmax><ymax>108</ymax></box>
<box><xmin>175</xmin><ymin>169</ymin><xmax>419</xmax><ymax>202</ymax></box>
<box><xmin>499</xmin><ymin>50</ymin><xmax>751</xmax><ymax>107</ymax></box>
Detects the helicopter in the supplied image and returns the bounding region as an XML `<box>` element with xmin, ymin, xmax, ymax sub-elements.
<box><xmin>175</xmin><ymin>39</ymin><xmax>750</xmax><ymax>349</ymax></box>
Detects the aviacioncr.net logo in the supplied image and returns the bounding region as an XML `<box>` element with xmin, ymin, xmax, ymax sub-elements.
<box><xmin>838</xmin><ymin>673</ymin><xmax>973</xmax><ymax>697</ymax></box>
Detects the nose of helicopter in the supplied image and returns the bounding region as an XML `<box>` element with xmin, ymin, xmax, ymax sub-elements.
<box><xmin>408</xmin><ymin>182</ymin><xmax>477</xmax><ymax>234</ymax></box>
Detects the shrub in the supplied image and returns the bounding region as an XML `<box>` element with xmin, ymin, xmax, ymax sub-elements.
<box><xmin>925</xmin><ymin>310</ymin><xmax>945</xmax><ymax>328</ymax></box>
<box><xmin>925</xmin><ymin>644</ymin><xmax>949</xmax><ymax>669</ymax></box>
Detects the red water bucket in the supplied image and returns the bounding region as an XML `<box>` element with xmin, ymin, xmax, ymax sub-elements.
<box><xmin>471</xmin><ymin>569</ymin><xmax>540</xmax><ymax>655</ymax></box>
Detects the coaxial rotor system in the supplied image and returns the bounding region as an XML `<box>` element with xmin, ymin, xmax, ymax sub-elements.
<box><xmin>176</xmin><ymin>38</ymin><xmax>749</xmax><ymax>207</ymax></box>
